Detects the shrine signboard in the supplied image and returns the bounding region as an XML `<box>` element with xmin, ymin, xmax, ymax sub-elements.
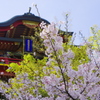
<box><xmin>24</xmin><ymin>39</ymin><xmax>33</xmax><ymax>52</ymax></box>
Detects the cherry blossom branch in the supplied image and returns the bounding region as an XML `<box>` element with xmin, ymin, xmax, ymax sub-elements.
<box><xmin>46</xmin><ymin>32</ymin><xmax>76</xmax><ymax>100</ymax></box>
<box><xmin>79</xmin><ymin>31</ymin><xmax>99</xmax><ymax>69</ymax></box>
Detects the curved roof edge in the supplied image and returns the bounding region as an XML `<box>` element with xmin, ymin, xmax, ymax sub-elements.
<box><xmin>0</xmin><ymin>13</ymin><xmax>50</xmax><ymax>27</ymax></box>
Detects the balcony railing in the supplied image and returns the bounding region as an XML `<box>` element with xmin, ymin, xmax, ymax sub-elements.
<box><xmin>0</xmin><ymin>57</ymin><xmax>22</xmax><ymax>76</ymax></box>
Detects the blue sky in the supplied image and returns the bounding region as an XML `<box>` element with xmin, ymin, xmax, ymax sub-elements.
<box><xmin>0</xmin><ymin>0</ymin><xmax>100</xmax><ymax>45</ymax></box>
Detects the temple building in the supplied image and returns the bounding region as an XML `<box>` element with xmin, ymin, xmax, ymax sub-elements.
<box><xmin>0</xmin><ymin>10</ymin><xmax>73</xmax><ymax>81</ymax></box>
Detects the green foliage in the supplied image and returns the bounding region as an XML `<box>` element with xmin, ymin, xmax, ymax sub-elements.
<box><xmin>38</xmin><ymin>88</ymin><xmax>48</xmax><ymax>97</ymax></box>
<box><xmin>63</xmin><ymin>43</ymin><xmax>89</xmax><ymax>71</ymax></box>
<box><xmin>71</xmin><ymin>45</ymin><xmax>89</xmax><ymax>70</ymax></box>
<box><xmin>31</xmin><ymin>27</ymin><xmax>45</xmax><ymax>54</ymax></box>
<box><xmin>88</xmin><ymin>26</ymin><xmax>100</xmax><ymax>50</ymax></box>
<box><xmin>6</xmin><ymin>54</ymin><xmax>49</xmax><ymax>97</ymax></box>
<box><xmin>7</xmin><ymin>54</ymin><xmax>47</xmax><ymax>79</ymax></box>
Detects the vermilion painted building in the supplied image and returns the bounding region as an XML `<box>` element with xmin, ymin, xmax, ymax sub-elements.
<box><xmin>0</xmin><ymin>11</ymin><xmax>50</xmax><ymax>80</ymax></box>
<box><xmin>0</xmin><ymin>10</ymin><xmax>73</xmax><ymax>81</ymax></box>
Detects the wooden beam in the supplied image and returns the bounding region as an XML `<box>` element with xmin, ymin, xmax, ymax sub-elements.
<box><xmin>0</xmin><ymin>37</ymin><xmax>23</xmax><ymax>42</ymax></box>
